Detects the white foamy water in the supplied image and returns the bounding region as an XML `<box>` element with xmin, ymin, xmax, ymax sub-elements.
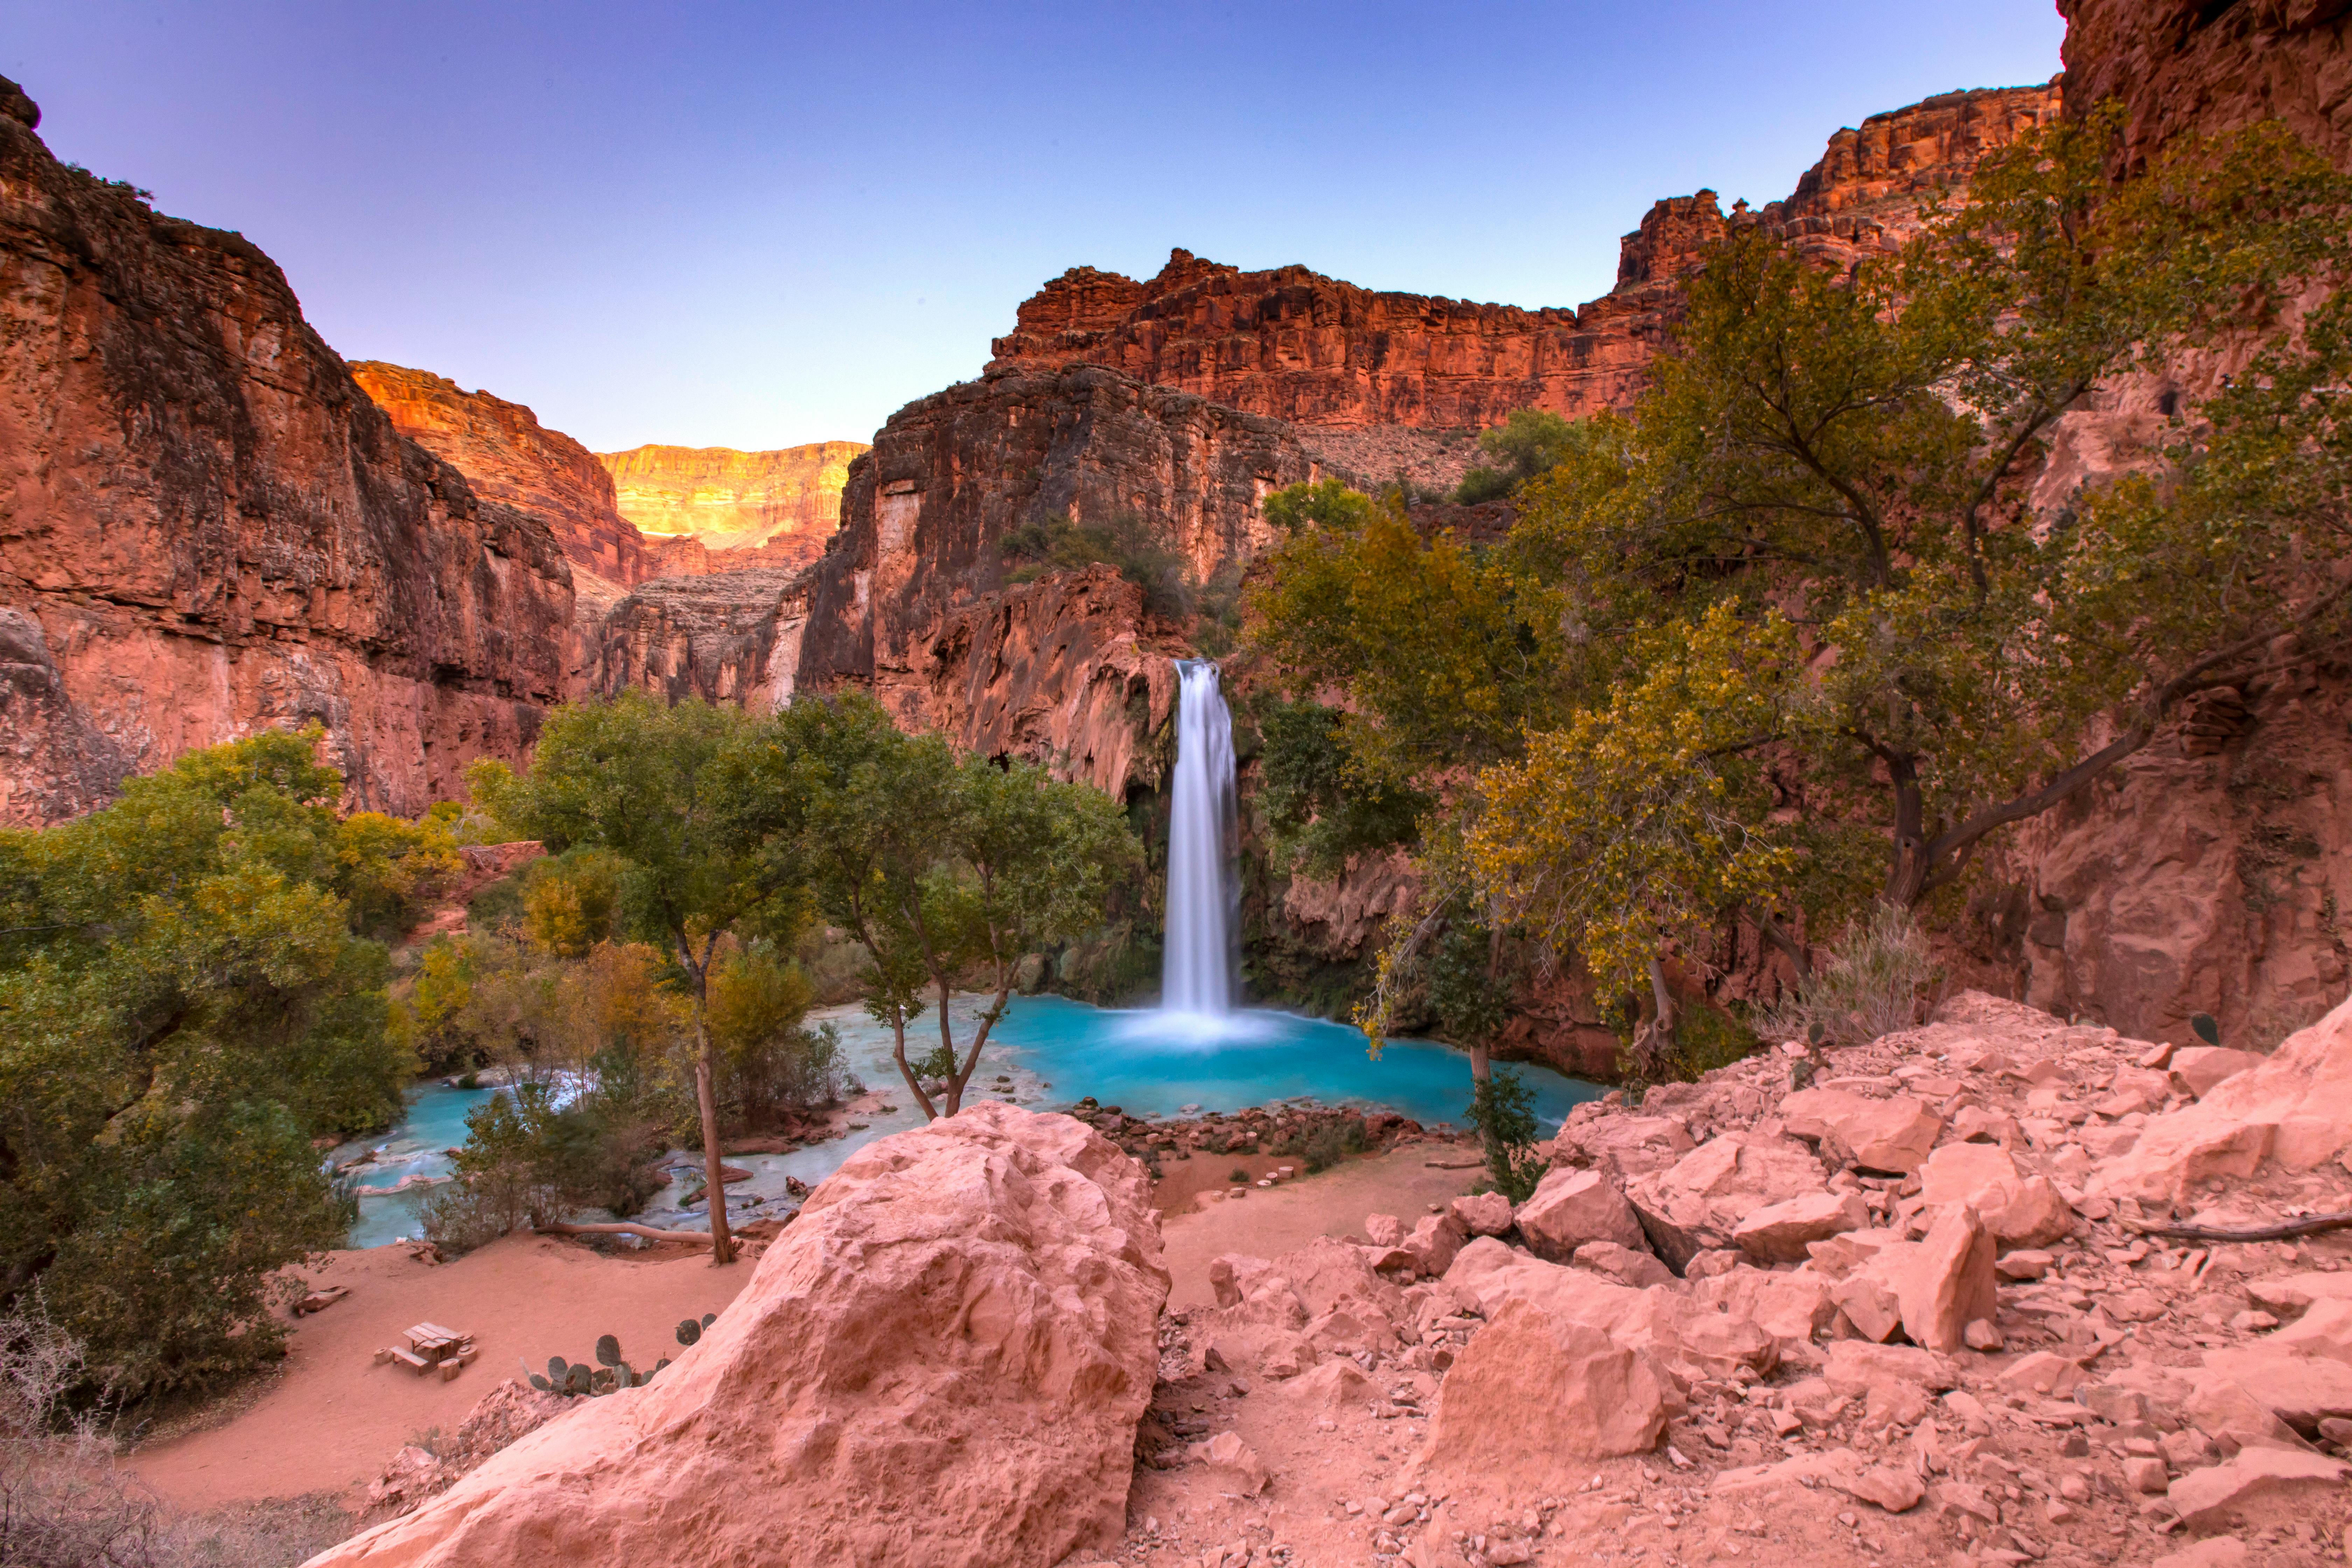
<box><xmin>1161</xmin><ymin>659</ymin><xmax>1240</xmax><ymax>1017</ymax></box>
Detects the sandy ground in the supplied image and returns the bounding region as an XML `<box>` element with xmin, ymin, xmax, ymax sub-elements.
<box><xmin>127</xmin><ymin>1236</ymin><xmax>751</xmax><ymax>1510</ymax></box>
<box><xmin>1155</xmin><ymin>1144</ymin><xmax>1484</xmax><ymax>1310</ymax></box>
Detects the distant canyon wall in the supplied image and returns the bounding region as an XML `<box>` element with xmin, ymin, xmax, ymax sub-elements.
<box><xmin>0</xmin><ymin>97</ymin><xmax>572</xmax><ymax>825</ymax></box>
<box><xmin>596</xmin><ymin>442</ymin><xmax>865</xmax><ymax>572</ymax></box>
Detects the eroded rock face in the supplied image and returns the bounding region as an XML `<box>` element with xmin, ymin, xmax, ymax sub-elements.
<box><xmin>351</xmin><ymin>362</ymin><xmax>679</xmax><ymax>596</ymax></box>
<box><xmin>596</xmin><ymin>441</ymin><xmax>866</xmax><ymax>568</ymax></box>
<box><xmin>591</xmin><ymin>567</ymin><xmax>811</xmax><ymax>711</ymax></box>
<box><xmin>793</xmin><ymin>366</ymin><xmax>1309</xmax><ymax>792</ymax></box>
<box><xmin>986</xmin><ymin>89</ymin><xmax>2058</xmax><ymax>435</ymax></box>
<box><xmin>0</xmin><ymin>111</ymin><xmax>572</xmax><ymax>823</ymax></box>
<box><xmin>309</xmin><ymin>1103</ymin><xmax>1169</xmax><ymax>1568</ymax></box>
<box><xmin>2059</xmin><ymin>0</ymin><xmax>2352</xmax><ymax>173</ymax></box>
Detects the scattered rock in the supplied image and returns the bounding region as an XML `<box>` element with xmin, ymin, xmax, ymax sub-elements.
<box><xmin>1190</xmin><ymin>1431</ymin><xmax>1270</xmax><ymax>1497</ymax></box>
<box><xmin>1625</xmin><ymin>1134</ymin><xmax>1827</xmax><ymax>1271</ymax></box>
<box><xmin>1570</xmin><ymin>1240</ymin><xmax>1678</xmax><ymax>1290</ymax></box>
<box><xmin>1779</xmin><ymin>1089</ymin><xmax>1944</xmax><ymax>1174</ymax></box>
<box><xmin>1513</xmin><ymin>1168</ymin><xmax>1647</xmax><ymax>1263</ymax></box>
<box><xmin>1425</xmin><ymin>1297</ymin><xmax>1671</xmax><ymax>1472</ymax></box>
<box><xmin>1448</xmin><ymin>1190</ymin><xmax>1513</xmax><ymax>1237</ymax></box>
<box><xmin>1731</xmin><ymin>1189</ymin><xmax>1869</xmax><ymax>1262</ymax></box>
<box><xmin>2165</xmin><ymin>1446</ymin><xmax>2352</xmax><ymax>1531</ymax></box>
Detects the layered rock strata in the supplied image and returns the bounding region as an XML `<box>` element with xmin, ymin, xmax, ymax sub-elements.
<box><xmin>792</xmin><ymin>366</ymin><xmax>1312</xmax><ymax>792</ymax></box>
<box><xmin>2060</xmin><ymin>0</ymin><xmax>2352</xmax><ymax>172</ymax></box>
<box><xmin>986</xmin><ymin>88</ymin><xmax>2058</xmax><ymax>433</ymax></box>
<box><xmin>0</xmin><ymin>102</ymin><xmax>572</xmax><ymax>824</ymax></box>
<box><xmin>597</xmin><ymin>441</ymin><xmax>864</xmax><ymax>568</ymax></box>
<box><xmin>350</xmin><ymin>362</ymin><xmax>677</xmax><ymax>597</ymax></box>
<box><xmin>310</xmin><ymin>1102</ymin><xmax>1170</xmax><ymax>1568</ymax></box>
<box><xmin>590</xmin><ymin>567</ymin><xmax>810</xmax><ymax>711</ymax></box>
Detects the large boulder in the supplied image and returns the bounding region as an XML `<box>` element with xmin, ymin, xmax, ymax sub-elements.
<box><xmin>1625</xmin><ymin>1134</ymin><xmax>1827</xmax><ymax>1271</ymax></box>
<box><xmin>303</xmin><ymin>1105</ymin><xmax>1169</xmax><ymax>1568</ymax></box>
<box><xmin>1732</xmin><ymin>1190</ymin><xmax>1869</xmax><ymax>1262</ymax></box>
<box><xmin>1514</xmin><ymin>1168</ymin><xmax>1647</xmax><ymax>1262</ymax></box>
<box><xmin>1828</xmin><ymin>1204</ymin><xmax>1997</xmax><ymax>1353</ymax></box>
<box><xmin>1426</xmin><ymin>1298</ymin><xmax>1671</xmax><ymax>1477</ymax></box>
<box><xmin>1549</xmin><ymin>1113</ymin><xmax>1696</xmax><ymax>1178</ymax></box>
<box><xmin>1778</xmin><ymin>1089</ymin><xmax>1944</xmax><ymax>1174</ymax></box>
<box><xmin>2094</xmin><ymin>994</ymin><xmax>2352</xmax><ymax>1202</ymax></box>
<box><xmin>1917</xmin><ymin>1142</ymin><xmax>2074</xmax><ymax>1248</ymax></box>
<box><xmin>1446</xmin><ymin>1237</ymin><xmax>1774</xmax><ymax>1382</ymax></box>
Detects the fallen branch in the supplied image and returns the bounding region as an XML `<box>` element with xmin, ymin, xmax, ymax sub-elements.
<box><xmin>2124</xmin><ymin>1211</ymin><xmax>2352</xmax><ymax>1243</ymax></box>
<box><xmin>536</xmin><ymin>1221</ymin><xmax>715</xmax><ymax>1246</ymax></box>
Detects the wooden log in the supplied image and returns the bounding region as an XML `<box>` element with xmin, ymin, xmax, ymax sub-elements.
<box><xmin>536</xmin><ymin>1221</ymin><xmax>717</xmax><ymax>1246</ymax></box>
<box><xmin>2124</xmin><ymin>1210</ymin><xmax>2352</xmax><ymax>1243</ymax></box>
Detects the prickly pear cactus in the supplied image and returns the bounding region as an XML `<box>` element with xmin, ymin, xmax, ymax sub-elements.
<box><xmin>595</xmin><ymin>1334</ymin><xmax>622</xmax><ymax>1368</ymax></box>
<box><xmin>675</xmin><ymin>1318</ymin><xmax>700</xmax><ymax>1347</ymax></box>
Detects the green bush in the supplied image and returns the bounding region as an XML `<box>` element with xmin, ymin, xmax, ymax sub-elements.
<box><xmin>1466</xmin><ymin>1067</ymin><xmax>1546</xmax><ymax>1204</ymax></box>
<box><xmin>999</xmin><ymin>512</ymin><xmax>1194</xmax><ymax>620</ymax></box>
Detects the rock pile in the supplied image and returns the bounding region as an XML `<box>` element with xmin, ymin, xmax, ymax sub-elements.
<box><xmin>1068</xmin><ymin>1098</ymin><xmax>1430</xmax><ymax>1173</ymax></box>
<box><xmin>1119</xmin><ymin>989</ymin><xmax>2352</xmax><ymax>1567</ymax></box>
<box><xmin>307</xmin><ymin>1103</ymin><xmax>1171</xmax><ymax>1568</ymax></box>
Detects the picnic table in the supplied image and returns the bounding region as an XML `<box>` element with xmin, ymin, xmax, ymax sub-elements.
<box><xmin>374</xmin><ymin>1320</ymin><xmax>479</xmax><ymax>1381</ymax></box>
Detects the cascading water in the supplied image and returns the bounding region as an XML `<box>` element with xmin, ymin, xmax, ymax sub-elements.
<box><xmin>1162</xmin><ymin>659</ymin><xmax>1240</xmax><ymax>1018</ymax></box>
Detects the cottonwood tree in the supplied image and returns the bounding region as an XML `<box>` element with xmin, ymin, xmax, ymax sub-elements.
<box><xmin>784</xmin><ymin>692</ymin><xmax>1137</xmax><ymax>1118</ymax></box>
<box><xmin>471</xmin><ymin>692</ymin><xmax>808</xmax><ymax>1265</ymax></box>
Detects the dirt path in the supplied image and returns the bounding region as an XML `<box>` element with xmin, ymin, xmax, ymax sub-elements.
<box><xmin>1155</xmin><ymin>1143</ymin><xmax>1484</xmax><ymax>1309</ymax></box>
<box><xmin>128</xmin><ymin>1236</ymin><xmax>750</xmax><ymax>1510</ymax></box>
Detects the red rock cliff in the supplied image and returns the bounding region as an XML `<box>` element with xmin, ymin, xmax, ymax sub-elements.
<box><xmin>351</xmin><ymin>362</ymin><xmax>686</xmax><ymax>597</ymax></box>
<box><xmin>988</xmin><ymin>86</ymin><xmax>2058</xmax><ymax>433</ymax></box>
<box><xmin>2059</xmin><ymin>0</ymin><xmax>2352</xmax><ymax>170</ymax></box>
<box><xmin>0</xmin><ymin>93</ymin><xmax>573</xmax><ymax>824</ymax></box>
<box><xmin>596</xmin><ymin>442</ymin><xmax>865</xmax><ymax>572</ymax></box>
<box><xmin>793</xmin><ymin>366</ymin><xmax>1312</xmax><ymax>792</ymax></box>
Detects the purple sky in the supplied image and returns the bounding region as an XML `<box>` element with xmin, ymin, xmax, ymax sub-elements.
<box><xmin>4</xmin><ymin>2</ymin><xmax>2065</xmax><ymax>453</ymax></box>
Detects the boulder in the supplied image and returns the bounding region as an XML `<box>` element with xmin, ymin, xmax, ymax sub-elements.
<box><xmin>303</xmin><ymin>1104</ymin><xmax>1168</xmax><ymax>1568</ymax></box>
<box><xmin>1693</xmin><ymin>1267</ymin><xmax>1836</xmax><ymax>1349</ymax></box>
<box><xmin>1365</xmin><ymin>1213</ymin><xmax>1407</xmax><ymax>1248</ymax></box>
<box><xmin>2199</xmin><ymin>1347</ymin><xmax>2352</xmax><ymax>1435</ymax></box>
<box><xmin>2246</xmin><ymin>1271</ymin><xmax>2352</xmax><ymax>1315</ymax></box>
<box><xmin>1514</xmin><ymin>1168</ymin><xmax>1648</xmax><ymax>1262</ymax></box>
<box><xmin>1282</xmin><ymin>1356</ymin><xmax>1376</xmax><ymax>1410</ymax></box>
<box><xmin>2166</xmin><ymin>1446</ymin><xmax>2351</xmax><ymax>1532</ymax></box>
<box><xmin>2270</xmin><ymin>1297</ymin><xmax>2352</xmax><ymax>1366</ymax></box>
<box><xmin>1778</xmin><ymin>1089</ymin><xmax>1944</xmax><ymax>1174</ymax></box>
<box><xmin>1190</xmin><ymin>1431</ymin><xmax>1269</xmax><ymax>1497</ymax></box>
<box><xmin>1831</xmin><ymin>1204</ymin><xmax>1996</xmax><ymax>1353</ymax></box>
<box><xmin>1916</xmin><ymin>1142</ymin><xmax>2074</xmax><ymax>1248</ymax></box>
<box><xmin>1571</xmin><ymin>1240</ymin><xmax>1679</xmax><ymax>1290</ymax></box>
<box><xmin>1448</xmin><ymin>1190</ymin><xmax>1514</xmax><ymax>1237</ymax></box>
<box><xmin>2168</xmin><ymin>1045</ymin><xmax>2266</xmax><ymax>1100</ymax></box>
<box><xmin>1402</xmin><ymin>1211</ymin><xmax>1468</xmax><ymax>1278</ymax></box>
<box><xmin>1550</xmin><ymin>1114</ymin><xmax>1696</xmax><ymax>1178</ymax></box>
<box><xmin>1625</xmin><ymin>1135</ymin><xmax>1827</xmax><ymax>1272</ymax></box>
<box><xmin>1732</xmin><ymin>1189</ymin><xmax>1869</xmax><ymax>1262</ymax></box>
<box><xmin>2152</xmin><ymin>1541</ymin><xmax>2250</xmax><ymax>1568</ymax></box>
<box><xmin>1446</xmin><ymin>1238</ymin><xmax>1774</xmax><ymax>1382</ymax></box>
<box><xmin>1424</xmin><ymin>1298</ymin><xmax>1671</xmax><ymax>1475</ymax></box>
<box><xmin>2094</xmin><ymin>994</ymin><xmax>2352</xmax><ymax>1202</ymax></box>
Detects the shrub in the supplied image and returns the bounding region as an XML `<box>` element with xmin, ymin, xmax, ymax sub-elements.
<box><xmin>1757</xmin><ymin>902</ymin><xmax>1938</xmax><ymax>1049</ymax></box>
<box><xmin>1465</xmin><ymin>1067</ymin><xmax>1546</xmax><ymax>1204</ymax></box>
<box><xmin>998</xmin><ymin>512</ymin><xmax>1195</xmax><ymax>620</ymax></box>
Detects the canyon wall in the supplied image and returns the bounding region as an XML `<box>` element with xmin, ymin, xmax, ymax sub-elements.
<box><xmin>350</xmin><ymin>362</ymin><xmax>683</xmax><ymax>601</ymax></box>
<box><xmin>0</xmin><ymin>94</ymin><xmax>572</xmax><ymax>824</ymax></box>
<box><xmin>590</xmin><ymin>568</ymin><xmax>810</xmax><ymax>713</ymax></box>
<box><xmin>597</xmin><ymin>441</ymin><xmax>865</xmax><ymax>571</ymax></box>
<box><xmin>2059</xmin><ymin>0</ymin><xmax>2352</xmax><ymax>171</ymax></box>
<box><xmin>986</xmin><ymin>86</ymin><xmax>2059</xmax><ymax>438</ymax></box>
<box><xmin>792</xmin><ymin>366</ymin><xmax>1311</xmax><ymax>793</ymax></box>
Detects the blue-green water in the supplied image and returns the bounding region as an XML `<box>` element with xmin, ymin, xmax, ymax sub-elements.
<box><xmin>339</xmin><ymin>994</ymin><xmax>1603</xmax><ymax>1246</ymax></box>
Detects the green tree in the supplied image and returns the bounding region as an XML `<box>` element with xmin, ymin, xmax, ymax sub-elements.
<box><xmin>0</xmin><ymin>731</ymin><xmax>413</xmax><ymax>1396</ymax></box>
<box><xmin>784</xmin><ymin>693</ymin><xmax>1139</xmax><ymax>1118</ymax></box>
<box><xmin>1512</xmin><ymin>113</ymin><xmax>2352</xmax><ymax>921</ymax></box>
<box><xmin>469</xmin><ymin>692</ymin><xmax>808</xmax><ymax>1266</ymax></box>
<box><xmin>1453</xmin><ymin>408</ymin><xmax>1589</xmax><ymax>504</ymax></box>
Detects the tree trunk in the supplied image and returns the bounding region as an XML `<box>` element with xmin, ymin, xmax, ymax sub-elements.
<box><xmin>691</xmin><ymin>994</ymin><xmax>736</xmax><ymax>1266</ymax></box>
<box><xmin>890</xmin><ymin>1009</ymin><xmax>939</xmax><ymax>1121</ymax></box>
<box><xmin>1469</xmin><ymin>1042</ymin><xmax>1491</xmax><ymax>1085</ymax></box>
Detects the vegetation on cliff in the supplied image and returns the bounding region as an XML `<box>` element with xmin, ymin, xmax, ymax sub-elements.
<box><xmin>1249</xmin><ymin>110</ymin><xmax>2352</xmax><ymax>1080</ymax></box>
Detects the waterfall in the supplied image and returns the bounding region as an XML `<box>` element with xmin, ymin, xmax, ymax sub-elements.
<box><xmin>1162</xmin><ymin>659</ymin><xmax>1239</xmax><ymax>1017</ymax></box>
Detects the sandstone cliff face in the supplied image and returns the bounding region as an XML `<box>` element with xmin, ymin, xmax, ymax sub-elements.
<box><xmin>596</xmin><ymin>441</ymin><xmax>864</xmax><ymax>570</ymax></box>
<box><xmin>793</xmin><ymin>366</ymin><xmax>1310</xmax><ymax>793</ymax></box>
<box><xmin>0</xmin><ymin>107</ymin><xmax>573</xmax><ymax>824</ymax></box>
<box><xmin>986</xmin><ymin>88</ymin><xmax>2058</xmax><ymax>437</ymax></box>
<box><xmin>590</xmin><ymin>567</ymin><xmax>810</xmax><ymax>712</ymax></box>
<box><xmin>349</xmin><ymin>362</ymin><xmax>676</xmax><ymax>596</ymax></box>
<box><xmin>2060</xmin><ymin>0</ymin><xmax>2352</xmax><ymax>171</ymax></box>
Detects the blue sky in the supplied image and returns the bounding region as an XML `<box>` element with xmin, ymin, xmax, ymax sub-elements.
<box><xmin>4</xmin><ymin>2</ymin><xmax>2065</xmax><ymax>453</ymax></box>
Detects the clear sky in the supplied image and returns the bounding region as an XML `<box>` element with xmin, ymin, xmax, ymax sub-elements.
<box><xmin>4</xmin><ymin>2</ymin><xmax>2065</xmax><ymax>454</ymax></box>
